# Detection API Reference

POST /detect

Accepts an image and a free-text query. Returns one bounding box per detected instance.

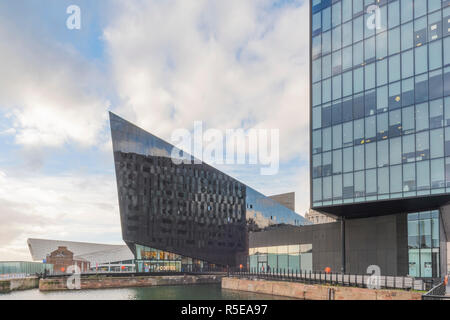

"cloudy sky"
[0,0,310,261]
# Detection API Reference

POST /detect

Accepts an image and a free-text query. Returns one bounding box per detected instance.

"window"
[332,26,342,51]
[431,159,445,189]
[354,119,364,145]
[417,161,430,191]
[323,78,331,103]
[378,167,389,195]
[365,37,375,63]
[416,103,429,132]
[313,130,322,154]
[414,16,428,46]
[402,50,414,79]
[366,143,376,169]
[388,1,400,28]
[333,149,343,175]
[391,165,403,194]
[354,145,365,171]
[429,40,442,71]
[415,44,428,75]
[333,175,343,199]
[390,137,402,165]
[389,27,400,55]
[343,71,352,96]
[333,124,343,149]
[377,59,388,86]
[332,51,342,76]
[378,140,389,168]
[366,169,377,196]
[354,171,365,198]
[389,82,402,110]
[366,116,376,142]
[343,147,353,173]
[416,132,430,161]
[323,127,332,152]
[353,16,364,43]
[415,74,428,103]
[342,46,352,72]
[332,2,341,28]
[403,163,416,192]
[343,173,354,199]
[377,112,388,141]
[377,86,388,113]
[430,99,444,129]
[401,0,413,23]
[376,32,387,59]
[401,22,414,51]
[389,54,401,83]
[333,75,342,100]
[353,42,364,67]
[429,69,443,100]
[389,110,402,138]
[403,134,416,163]
[414,0,427,18]
[430,129,444,159]
[402,78,415,107]
[402,106,415,134]
[343,121,353,147]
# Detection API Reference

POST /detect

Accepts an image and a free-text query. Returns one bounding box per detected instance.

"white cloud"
[0,17,110,148]
[105,0,310,163]
[0,171,122,261]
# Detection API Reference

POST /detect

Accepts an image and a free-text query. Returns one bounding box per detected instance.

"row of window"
[313,130,450,178]
[312,158,450,203]
[312,3,450,61]
[312,0,448,25]
[313,55,450,109]
[313,34,450,86]
[313,98,450,153]
[313,72,450,130]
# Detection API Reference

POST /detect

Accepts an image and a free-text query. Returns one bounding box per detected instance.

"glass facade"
[135,244,220,272]
[110,112,310,269]
[311,0,450,208]
[407,210,440,277]
[248,244,313,273]
[0,262,53,277]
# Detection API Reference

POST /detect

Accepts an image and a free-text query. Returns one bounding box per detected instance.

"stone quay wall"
[221,277,423,300]
[39,274,223,291]
[0,277,39,294]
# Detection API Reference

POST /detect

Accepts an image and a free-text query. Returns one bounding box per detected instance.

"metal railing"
[229,268,437,292]
[422,281,450,300]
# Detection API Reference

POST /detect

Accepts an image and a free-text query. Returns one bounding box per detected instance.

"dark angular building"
[109,112,310,272]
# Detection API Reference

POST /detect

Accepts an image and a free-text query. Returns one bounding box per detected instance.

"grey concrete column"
[341,217,346,274]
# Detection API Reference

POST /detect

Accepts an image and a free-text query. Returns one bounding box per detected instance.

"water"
[0,284,297,300]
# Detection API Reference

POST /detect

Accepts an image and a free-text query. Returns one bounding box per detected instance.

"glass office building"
[407,210,440,278]
[248,244,313,273]
[310,0,450,277]
[312,0,450,212]
[110,112,310,270]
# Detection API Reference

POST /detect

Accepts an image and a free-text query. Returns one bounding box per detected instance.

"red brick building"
[46,246,90,273]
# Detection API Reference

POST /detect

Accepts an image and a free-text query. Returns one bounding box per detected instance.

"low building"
[305,209,337,225]
[46,246,90,273]
[0,261,53,278]
[27,238,135,272]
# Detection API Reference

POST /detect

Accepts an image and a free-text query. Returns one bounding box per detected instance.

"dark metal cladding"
[109,112,310,268]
